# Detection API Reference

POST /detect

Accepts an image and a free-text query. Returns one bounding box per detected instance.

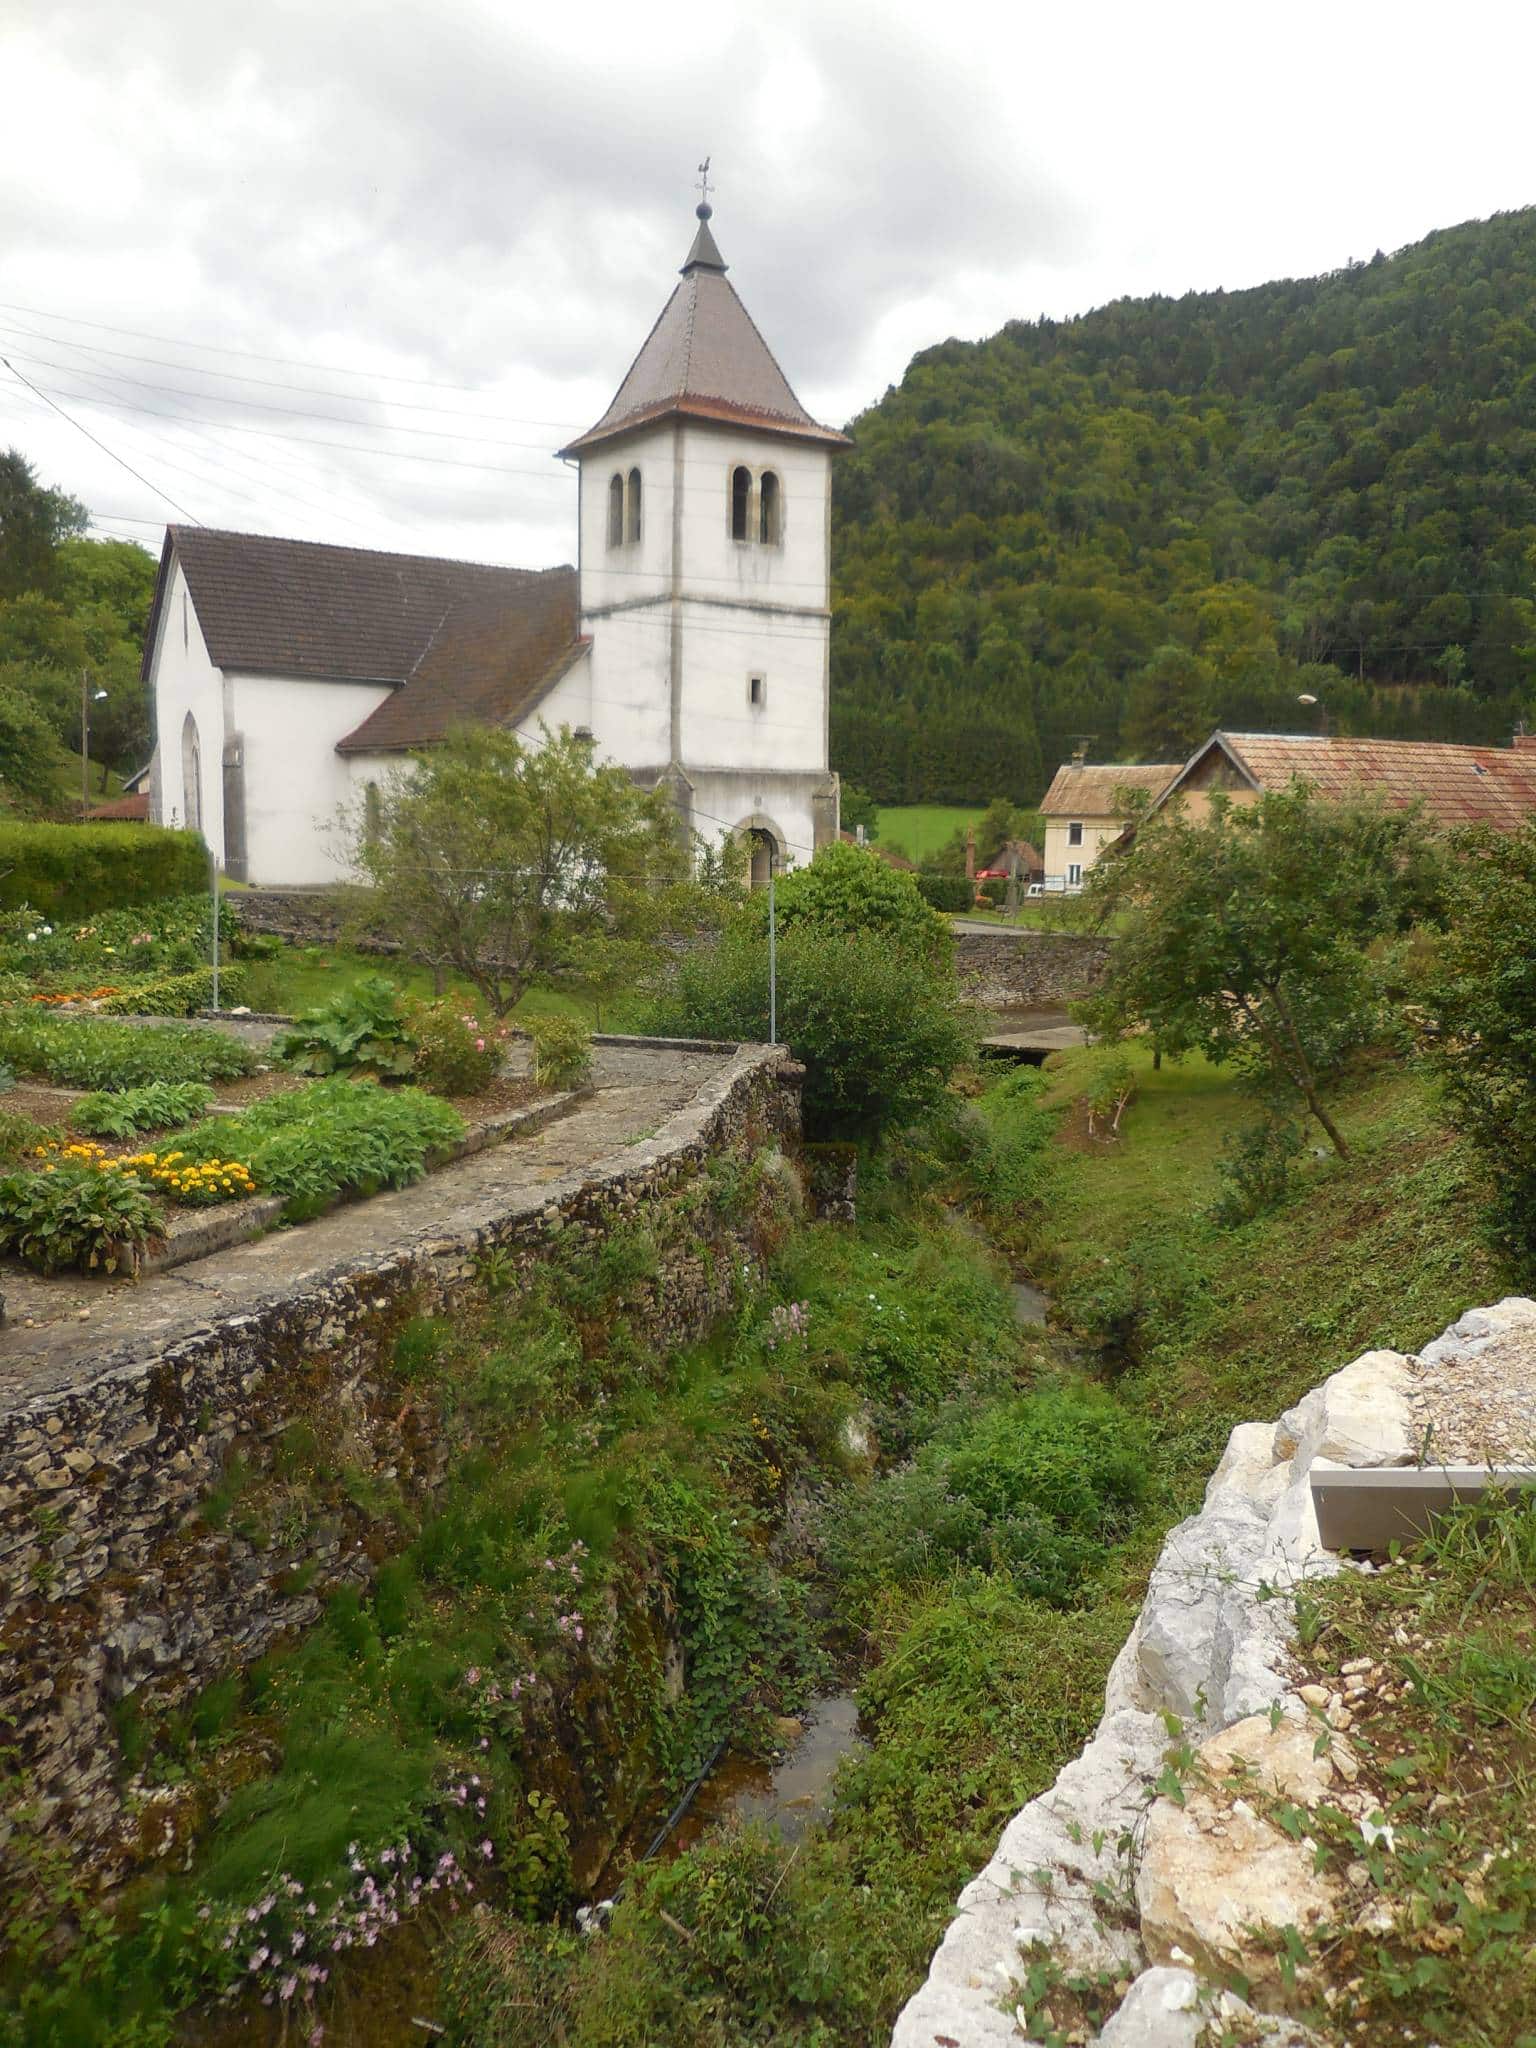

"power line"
[0,356,203,524]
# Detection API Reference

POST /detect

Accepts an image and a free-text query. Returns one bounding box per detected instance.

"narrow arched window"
[759,470,781,545]
[364,781,383,847]
[731,465,751,542]
[626,466,642,544]
[180,711,202,835]
[607,473,624,548]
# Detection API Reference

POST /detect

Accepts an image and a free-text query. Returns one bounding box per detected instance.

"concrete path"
[0,1041,729,1407]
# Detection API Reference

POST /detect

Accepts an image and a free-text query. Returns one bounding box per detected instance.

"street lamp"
[1297,691,1328,737]
[80,676,108,812]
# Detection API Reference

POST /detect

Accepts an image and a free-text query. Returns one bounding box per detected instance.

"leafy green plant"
[0,1013,258,1090]
[748,839,952,968]
[172,1078,465,1219]
[98,965,248,1016]
[527,1013,592,1090]
[275,975,417,1078]
[409,997,510,1095]
[1210,1111,1307,1225]
[0,1156,165,1274]
[70,1081,215,1138]
[0,1108,57,1162]
[502,1789,573,1921]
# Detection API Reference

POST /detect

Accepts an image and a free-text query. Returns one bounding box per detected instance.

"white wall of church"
[229,673,391,886]
[149,558,226,859]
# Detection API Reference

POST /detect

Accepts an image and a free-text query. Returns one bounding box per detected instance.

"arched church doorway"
[181,712,203,835]
[748,827,778,888]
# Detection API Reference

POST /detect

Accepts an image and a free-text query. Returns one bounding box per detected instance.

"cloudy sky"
[2,0,1532,569]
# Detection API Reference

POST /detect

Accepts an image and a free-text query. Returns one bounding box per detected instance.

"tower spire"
[681,159,727,275]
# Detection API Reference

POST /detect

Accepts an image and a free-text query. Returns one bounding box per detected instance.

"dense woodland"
[830,206,1536,803]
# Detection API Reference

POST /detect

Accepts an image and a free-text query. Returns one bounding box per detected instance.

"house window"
[607,473,625,548]
[1068,861,1083,888]
[626,466,642,544]
[758,470,781,545]
[731,465,751,541]
[1067,821,1084,847]
[364,781,383,847]
[181,711,202,835]
[748,673,766,708]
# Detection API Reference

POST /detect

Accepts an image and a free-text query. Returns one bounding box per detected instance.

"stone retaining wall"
[892,1297,1536,2047]
[954,930,1114,1007]
[0,1044,801,1877]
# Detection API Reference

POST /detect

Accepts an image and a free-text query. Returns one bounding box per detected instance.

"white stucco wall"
[148,558,226,861]
[229,673,392,886]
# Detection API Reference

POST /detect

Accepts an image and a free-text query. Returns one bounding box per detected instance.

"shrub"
[0,1014,258,1090]
[969,1066,1057,1213]
[750,839,951,968]
[0,822,208,918]
[527,1014,593,1090]
[410,998,511,1096]
[646,924,972,1143]
[276,975,417,1078]
[98,965,248,1016]
[229,926,285,960]
[0,1155,165,1274]
[976,879,1007,909]
[916,874,973,914]
[1210,1112,1306,1225]
[824,1384,1149,1612]
[0,1110,57,1163]
[173,1079,465,1219]
[0,893,235,982]
[71,1081,216,1138]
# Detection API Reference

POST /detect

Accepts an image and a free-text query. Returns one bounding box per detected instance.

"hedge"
[0,824,208,918]
[916,874,975,914]
[98,965,249,1017]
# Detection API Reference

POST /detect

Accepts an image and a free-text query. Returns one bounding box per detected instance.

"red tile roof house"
[1150,730,1536,831]
[142,204,847,886]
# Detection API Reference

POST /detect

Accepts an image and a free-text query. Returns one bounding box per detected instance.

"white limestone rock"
[1096,1968,1322,2047]
[1272,1349,1415,1469]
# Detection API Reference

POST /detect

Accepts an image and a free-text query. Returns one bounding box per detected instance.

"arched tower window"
[626,466,642,543]
[180,711,203,835]
[759,470,781,545]
[364,780,383,847]
[731,465,751,542]
[607,473,625,548]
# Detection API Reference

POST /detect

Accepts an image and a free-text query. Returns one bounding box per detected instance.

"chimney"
[965,826,975,880]
[1513,724,1536,751]
[1071,742,1088,766]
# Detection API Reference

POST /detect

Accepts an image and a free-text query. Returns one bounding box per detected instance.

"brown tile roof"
[1040,761,1180,816]
[144,527,562,685]
[337,575,585,754]
[978,838,1044,876]
[558,219,849,456]
[84,793,150,821]
[839,831,915,871]
[1173,731,1536,831]
[142,528,585,754]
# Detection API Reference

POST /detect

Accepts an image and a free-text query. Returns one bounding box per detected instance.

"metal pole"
[80,671,88,814]
[768,851,777,1046]
[209,847,220,1012]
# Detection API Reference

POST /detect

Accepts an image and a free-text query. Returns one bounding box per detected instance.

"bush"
[975,879,1007,909]
[410,999,511,1096]
[969,1066,1056,1212]
[0,823,208,918]
[916,874,973,914]
[751,840,950,968]
[0,1014,258,1090]
[276,975,417,1079]
[0,1154,165,1274]
[71,1081,216,1138]
[825,1384,1149,1612]
[172,1078,465,1219]
[527,1014,593,1090]
[0,1109,57,1163]
[0,893,235,983]
[647,925,972,1144]
[98,965,248,1016]
[1210,1112,1306,1225]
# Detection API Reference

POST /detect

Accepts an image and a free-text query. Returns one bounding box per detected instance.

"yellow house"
[1039,759,1179,890]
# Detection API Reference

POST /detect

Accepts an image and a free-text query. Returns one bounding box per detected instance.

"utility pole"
[80,671,88,814]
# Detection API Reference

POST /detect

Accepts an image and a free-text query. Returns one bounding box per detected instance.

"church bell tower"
[557,191,848,872]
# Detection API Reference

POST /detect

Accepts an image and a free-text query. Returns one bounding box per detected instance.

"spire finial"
[695,155,713,219]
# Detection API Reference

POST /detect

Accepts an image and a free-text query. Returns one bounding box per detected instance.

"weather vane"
[696,156,713,209]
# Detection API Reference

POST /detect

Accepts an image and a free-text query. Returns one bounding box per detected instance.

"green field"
[871,804,985,865]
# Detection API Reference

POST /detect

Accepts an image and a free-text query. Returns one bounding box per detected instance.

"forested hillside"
[830,207,1536,803]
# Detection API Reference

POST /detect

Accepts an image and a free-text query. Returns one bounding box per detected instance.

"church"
[143,202,847,886]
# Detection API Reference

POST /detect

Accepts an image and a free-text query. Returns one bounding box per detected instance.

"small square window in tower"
[748,673,766,708]
[731,465,751,541]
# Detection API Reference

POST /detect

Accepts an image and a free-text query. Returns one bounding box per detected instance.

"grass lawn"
[237,940,618,1029]
[1026,1043,1510,1494]
[872,804,986,865]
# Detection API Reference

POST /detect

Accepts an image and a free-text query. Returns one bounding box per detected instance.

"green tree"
[1432,823,1536,1264]
[0,450,85,602]
[752,839,950,968]
[838,781,879,838]
[1080,786,1443,1156]
[351,726,703,1017]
